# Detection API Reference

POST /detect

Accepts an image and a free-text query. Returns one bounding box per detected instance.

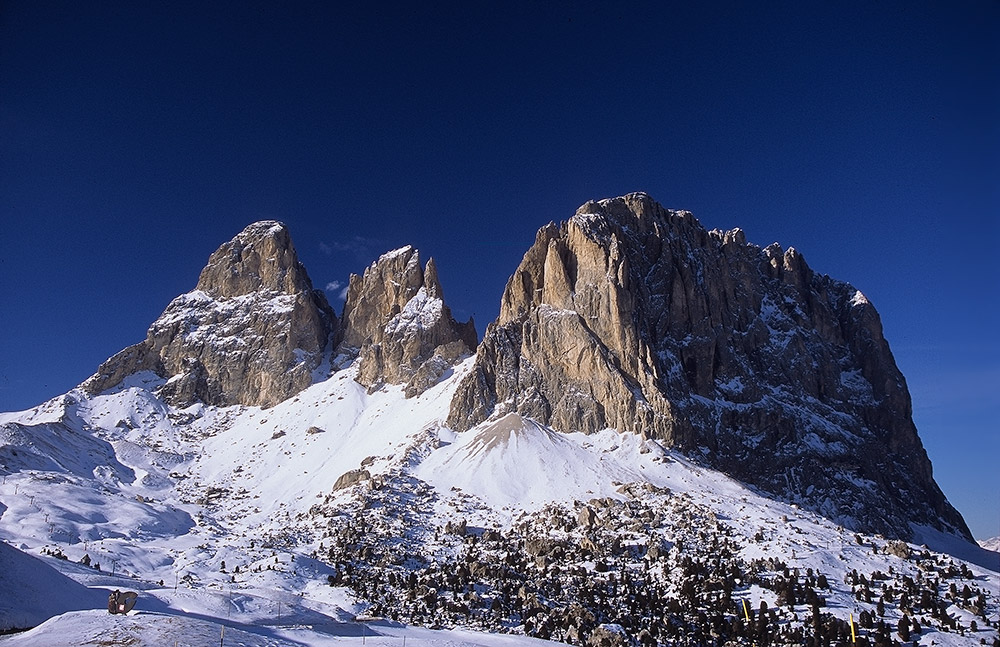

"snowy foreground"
[1,358,997,646]
[0,546,555,647]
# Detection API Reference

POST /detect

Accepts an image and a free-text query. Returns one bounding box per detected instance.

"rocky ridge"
[75,200,971,543]
[83,221,337,408]
[84,228,476,408]
[447,193,971,542]
[339,245,477,397]
[2,201,994,645]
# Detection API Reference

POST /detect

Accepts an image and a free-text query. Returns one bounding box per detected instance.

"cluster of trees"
[314,488,899,646]
[306,472,997,647]
[39,546,68,561]
[846,554,997,643]
[39,546,103,572]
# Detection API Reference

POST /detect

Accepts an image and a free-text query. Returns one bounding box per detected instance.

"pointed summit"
[195,220,315,298]
[338,246,477,398]
[83,221,336,407]
[423,257,444,299]
[338,246,425,351]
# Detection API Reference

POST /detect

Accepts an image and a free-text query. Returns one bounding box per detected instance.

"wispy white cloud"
[323,280,349,301]
[318,236,386,262]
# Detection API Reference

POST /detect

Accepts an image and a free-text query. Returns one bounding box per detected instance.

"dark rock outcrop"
[338,246,477,397]
[83,221,336,407]
[448,193,971,541]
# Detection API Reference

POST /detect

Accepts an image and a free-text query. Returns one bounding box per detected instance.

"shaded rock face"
[339,246,477,397]
[449,193,971,541]
[84,221,336,408]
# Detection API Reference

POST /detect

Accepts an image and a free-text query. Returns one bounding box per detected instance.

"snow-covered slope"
[0,542,106,631]
[2,607,561,647]
[1,357,997,646]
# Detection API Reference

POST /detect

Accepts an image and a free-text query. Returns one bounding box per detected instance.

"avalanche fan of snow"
[416,413,729,514]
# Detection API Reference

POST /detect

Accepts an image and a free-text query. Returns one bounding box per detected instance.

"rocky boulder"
[339,246,477,397]
[83,221,337,408]
[333,469,371,490]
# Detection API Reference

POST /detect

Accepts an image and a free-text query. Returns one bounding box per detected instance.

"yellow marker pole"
[849,613,856,643]
[743,599,751,622]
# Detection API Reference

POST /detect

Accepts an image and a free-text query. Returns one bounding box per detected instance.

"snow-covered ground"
[1,359,997,645]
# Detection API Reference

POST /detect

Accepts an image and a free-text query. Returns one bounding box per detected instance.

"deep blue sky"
[1,2,997,539]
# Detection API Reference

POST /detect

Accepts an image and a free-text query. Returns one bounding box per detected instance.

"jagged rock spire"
[339,246,477,398]
[195,220,316,297]
[338,245,425,351]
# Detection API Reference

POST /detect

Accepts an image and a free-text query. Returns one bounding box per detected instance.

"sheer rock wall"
[448,193,970,541]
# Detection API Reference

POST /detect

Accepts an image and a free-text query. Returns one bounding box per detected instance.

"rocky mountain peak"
[83,221,336,408]
[339,246,426,350]
[339,246,477,398]
[449,193,971,541]
[423,256,444,299]
[195,220,314,298]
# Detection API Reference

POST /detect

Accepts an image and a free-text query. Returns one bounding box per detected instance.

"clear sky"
[1,2,997,540]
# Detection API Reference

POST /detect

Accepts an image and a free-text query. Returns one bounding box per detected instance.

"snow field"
[0,356,997,646]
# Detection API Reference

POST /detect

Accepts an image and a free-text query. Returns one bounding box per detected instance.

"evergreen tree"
[811,599,822,647]
[757,600,771,646]
[897,615,910,642]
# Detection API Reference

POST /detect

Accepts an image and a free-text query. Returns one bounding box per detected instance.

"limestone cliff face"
[448,193,970,541]
[83,221,336,408]
[339,246,477,397]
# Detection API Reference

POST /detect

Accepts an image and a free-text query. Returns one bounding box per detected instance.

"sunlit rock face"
[83,221,336,408]
[448,192,971,541]
[338,246,477,398]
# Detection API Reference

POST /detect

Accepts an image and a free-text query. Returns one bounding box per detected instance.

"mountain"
[449,193,970,542]
[339,245,477,397]
[1,359,995,645]
[80,223,477,410]
[82,221,337,408]
[1,197,995,646]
